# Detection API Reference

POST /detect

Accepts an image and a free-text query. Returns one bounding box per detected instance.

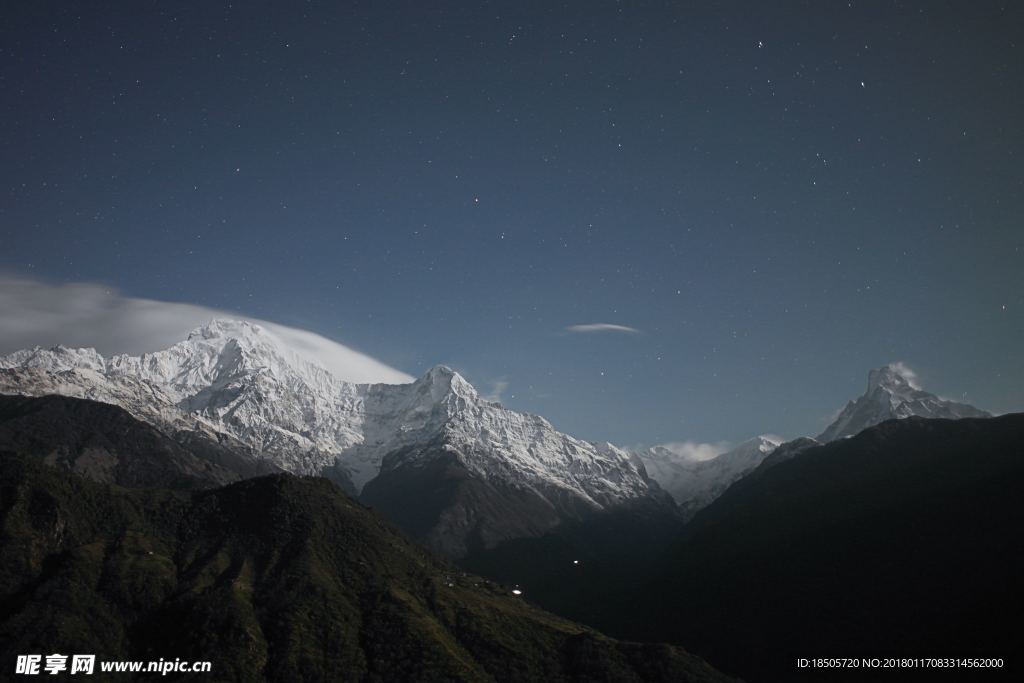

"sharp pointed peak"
[423,364,457,378]
[416,365,477,398]
[818,363,990,442]
[867,362,920,392]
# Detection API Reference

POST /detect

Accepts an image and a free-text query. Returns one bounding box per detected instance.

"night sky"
[2,1,1022,447]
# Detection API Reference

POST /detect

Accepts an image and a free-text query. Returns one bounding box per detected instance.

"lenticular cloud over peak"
[0,274,413,385]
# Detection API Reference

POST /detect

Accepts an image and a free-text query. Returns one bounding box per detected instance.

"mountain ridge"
[0,320,665,557]
[633,436,781,516]
[633,412,1024,681]
[817,362,990,442]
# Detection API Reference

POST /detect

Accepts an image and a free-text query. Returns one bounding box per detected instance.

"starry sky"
[2,1,1022,447]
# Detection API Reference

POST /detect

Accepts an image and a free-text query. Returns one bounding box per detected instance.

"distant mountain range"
[633,362,991,516]
[0,323,995,560]
[0,320,670,558]
[1,322,1017,682]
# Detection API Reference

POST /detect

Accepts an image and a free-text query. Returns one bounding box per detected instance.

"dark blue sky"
[3,1,1022,446]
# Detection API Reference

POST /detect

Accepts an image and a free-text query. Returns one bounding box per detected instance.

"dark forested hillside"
[0,394,731,682]
[636,414,1024,681]
[0,393,275,489]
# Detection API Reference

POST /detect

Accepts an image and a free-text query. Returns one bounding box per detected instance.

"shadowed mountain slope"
[636,413,1024,681]
[0,393,275,489]
[0,396,731,682]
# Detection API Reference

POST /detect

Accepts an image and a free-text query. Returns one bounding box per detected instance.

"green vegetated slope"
[0,409,732,683]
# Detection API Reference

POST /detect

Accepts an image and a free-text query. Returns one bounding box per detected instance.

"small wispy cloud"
[565,323,641,335]
[658,441,731,463]
[482,379,509,404]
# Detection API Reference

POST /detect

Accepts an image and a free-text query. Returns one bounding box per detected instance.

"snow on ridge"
[634,435,782,513]
[818,363,990,442]
[0,320,652,506]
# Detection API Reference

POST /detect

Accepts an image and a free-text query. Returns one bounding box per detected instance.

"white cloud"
[658,440,731,463]
[565,323,641,334]
[482,379,509,403]
[888,361,921,389]
[0,274,413,384]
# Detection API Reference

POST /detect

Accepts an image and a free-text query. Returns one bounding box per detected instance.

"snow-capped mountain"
[634,435,782,517]
[0,319,661,555]
[817,363,990,442]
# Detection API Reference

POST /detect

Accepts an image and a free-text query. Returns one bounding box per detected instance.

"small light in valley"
[512,589,523,595]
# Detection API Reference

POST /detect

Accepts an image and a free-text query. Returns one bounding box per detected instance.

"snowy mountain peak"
[188,318,265,342]
[181,319,315,371]
[634,434,782,515]
[0,325,655,525]
[818,364,990,442]
[0,345,106,373]
[417,365,477,400]
[424,364,456,378]
[105,318,347,400]
[733,434,784,455]
[867,362,918,394]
